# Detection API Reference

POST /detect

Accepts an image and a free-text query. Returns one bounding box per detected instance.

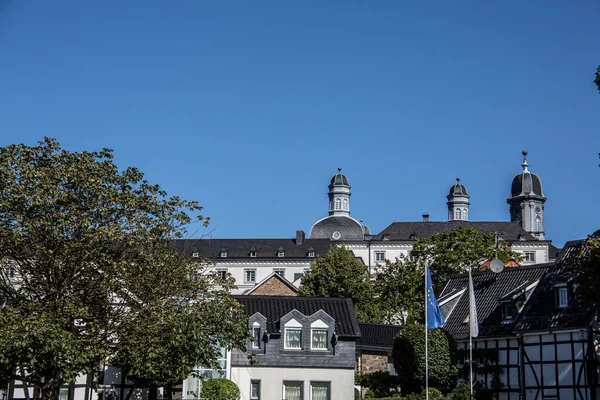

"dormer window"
[555,284,569,308]
[277,247,285,257]
[192,249,199,258]
[250,247,257,258]
[284,319,302,350]
[311,320,329,350]
[308,248,315,257]
[252,322,261,349]
[220,248,227,258]
[524,251,535,263]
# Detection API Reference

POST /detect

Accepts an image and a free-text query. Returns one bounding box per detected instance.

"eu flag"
[426,265,445,329]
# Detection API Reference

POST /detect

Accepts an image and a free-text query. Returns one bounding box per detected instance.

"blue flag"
[426,265,445,329]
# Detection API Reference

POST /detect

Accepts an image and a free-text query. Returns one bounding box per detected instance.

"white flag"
[469,269,479,338]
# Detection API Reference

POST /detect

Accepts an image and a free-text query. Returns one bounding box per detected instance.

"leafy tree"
[373,255,423,325]
[410,227,520,291]
[452,382,473,400]
[392,324,459,395]
[200,378,240,400]
[0,138,249,400]
[571,230,600,310]
[355,371,401,398]
[300,245,381,322]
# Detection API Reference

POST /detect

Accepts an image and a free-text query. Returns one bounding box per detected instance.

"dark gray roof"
[310,216,365,240]
[357,323,402,351]
[440,264,551,340]
[548,244,561,261]
[232,295,361,338]
[515,240,596,333]
[172,238,331,259]
[448,179,469,197]
[374,221,539,241]
[329,172,349,187]
[509,172,544,199]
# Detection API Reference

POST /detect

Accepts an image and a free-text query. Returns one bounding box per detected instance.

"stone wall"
[360,351,389,374]
[249,276,298,296]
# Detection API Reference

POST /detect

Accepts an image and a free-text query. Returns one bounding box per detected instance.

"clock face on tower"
[535,206,542,213]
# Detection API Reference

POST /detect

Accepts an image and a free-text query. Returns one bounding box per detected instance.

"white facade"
[231,366,354,400]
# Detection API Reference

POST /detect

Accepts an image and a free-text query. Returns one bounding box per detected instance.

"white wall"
[231,366,355,400]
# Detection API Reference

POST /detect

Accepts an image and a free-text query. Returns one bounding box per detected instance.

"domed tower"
[328,168,351,216]
[310,169,365,240]
[447,178,470,221]
[507,151,547,240]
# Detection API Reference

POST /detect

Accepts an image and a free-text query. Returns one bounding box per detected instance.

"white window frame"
[310,319,329,350]
[284,319,303,350]
[278,248,285,257]
[216,269,228,280]
[524,251,535,263]
[375,251,386,262]
[273,269,285,277]
[334,198,341,210]
[252,322,261,349]
[283,381,304,400]
[250,248,257,257]
[245,269,256,283]
[310,381,330,400]
[220,249,227,258]
[192,251,199,258]
[308,248,315,257]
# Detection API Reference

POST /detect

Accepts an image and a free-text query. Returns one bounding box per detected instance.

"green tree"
[392,324,459,395]
[373,255,423,325]
[300,245,381,322]
[410,227,520,291]
[571,230,600,310]
[200,378,240,400]
[0,138,249,400]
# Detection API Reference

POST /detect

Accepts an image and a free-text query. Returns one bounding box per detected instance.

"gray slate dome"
[510,151,544,198]
[447,178,469,197]
[310,216,365,240]
[329,168,350,187]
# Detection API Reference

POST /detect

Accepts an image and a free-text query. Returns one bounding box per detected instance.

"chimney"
[296,230,305,245]
[422,214,430,222]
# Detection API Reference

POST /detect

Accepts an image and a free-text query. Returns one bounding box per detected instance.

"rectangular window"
[375,251,385,262]
[245,269,256,283]
[524,251,536,263]
[250,380,260,400]
[294,272,303,281]
[273,269,285,277]
[285,328,302,349]
[557,287,569,308]
[283,381,303,400]
[311,329,328,350]
[310,382,330,400]
[502,303,515,320]
[252,327,261,349]
[216,269,228,280]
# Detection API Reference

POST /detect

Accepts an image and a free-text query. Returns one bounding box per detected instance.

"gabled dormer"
[248,312,268,353]
[499,280,539,323]
[553,281,572,309]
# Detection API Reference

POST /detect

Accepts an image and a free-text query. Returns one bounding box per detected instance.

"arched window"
[456,209,462,220]
[342,198,348,211]
[535,216,542,231]
[335,198,341,210]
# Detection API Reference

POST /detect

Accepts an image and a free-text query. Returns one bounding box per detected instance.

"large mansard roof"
[374,221,539,242]
[310,216,365,240]
[172,238,331,259]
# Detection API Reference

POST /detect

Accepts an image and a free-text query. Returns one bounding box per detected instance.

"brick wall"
[249,276,298,296]
[360,351,389,373]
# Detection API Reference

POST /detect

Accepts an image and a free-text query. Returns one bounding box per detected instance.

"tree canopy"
[0,138,249,399]
[572,230,600,310]
[299,245,381,322]
[392,324,459,395]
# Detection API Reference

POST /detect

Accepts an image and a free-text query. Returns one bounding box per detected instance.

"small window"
[245,269,256,283]
[556,286,569,308]
[502,303,515,321]
[375,251,385,262]
[335,198,341,210]
[342,198,348,210]
[250,380,260,400]
[310,382,330,400]
[250,247,257,257]
[252,326,261,349]
[285,322,302,350]
[308,248,315,257]
[283,381,303,400]
[278,247,285,257]
[192,250,199,258]
[311,329,328,350]
[216,269,228,280]
[220,248,228,258]
[273,269,285,278]
[524,251,535,263]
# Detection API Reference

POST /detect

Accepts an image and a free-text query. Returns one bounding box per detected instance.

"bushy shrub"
[356,371,401,398]
[200,378,240,400]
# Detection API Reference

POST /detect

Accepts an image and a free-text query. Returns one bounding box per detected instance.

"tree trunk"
[40,379,60,400]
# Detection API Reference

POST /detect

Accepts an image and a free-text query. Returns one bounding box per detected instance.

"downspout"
[367,242,371,275]
[518,333,525,400]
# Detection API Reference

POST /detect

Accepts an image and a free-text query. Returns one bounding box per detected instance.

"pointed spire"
[521,150,529,172]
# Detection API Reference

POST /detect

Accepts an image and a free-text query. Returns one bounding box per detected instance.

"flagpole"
[424,261,428,400]
[468,265,473,398]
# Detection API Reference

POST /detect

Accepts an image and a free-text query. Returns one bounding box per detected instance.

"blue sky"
[1,1,599,247]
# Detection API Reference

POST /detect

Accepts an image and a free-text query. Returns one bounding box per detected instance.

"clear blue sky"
[1,1,599,247]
